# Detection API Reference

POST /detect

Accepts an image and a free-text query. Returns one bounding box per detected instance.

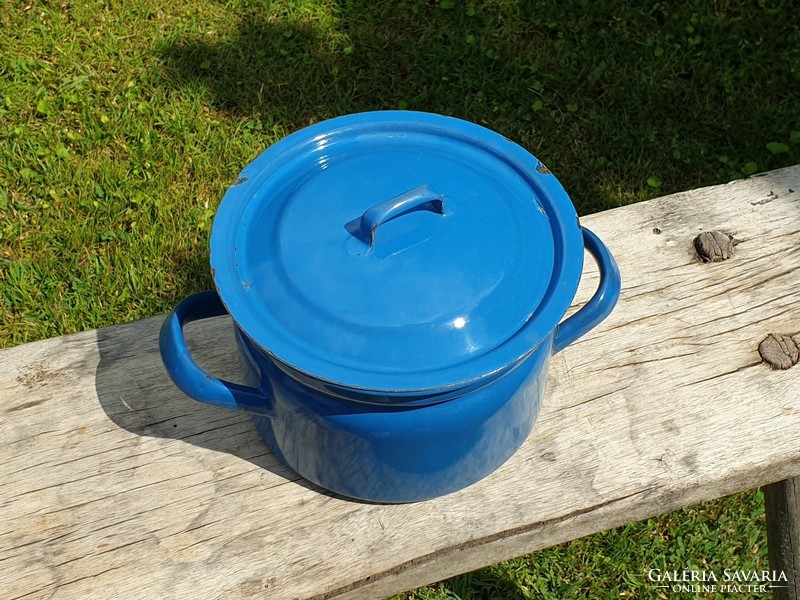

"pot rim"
[210,111,584,393]
[233,321,551,403]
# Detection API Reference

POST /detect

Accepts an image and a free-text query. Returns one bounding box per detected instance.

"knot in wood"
[758,334,800,370]
[694,231,735,262]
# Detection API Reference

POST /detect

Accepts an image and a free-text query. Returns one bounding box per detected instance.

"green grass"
[1,0,798,597]
[391,490,768,599]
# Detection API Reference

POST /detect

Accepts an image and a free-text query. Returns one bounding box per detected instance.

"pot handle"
[159,290,274,416]
[553,227,621,354]
[346,184,445,249]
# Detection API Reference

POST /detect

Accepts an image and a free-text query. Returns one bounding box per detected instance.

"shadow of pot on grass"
[154,1,540,130]
[154,0,634,214]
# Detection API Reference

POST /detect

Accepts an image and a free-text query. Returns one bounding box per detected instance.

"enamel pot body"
[159,112,621,503]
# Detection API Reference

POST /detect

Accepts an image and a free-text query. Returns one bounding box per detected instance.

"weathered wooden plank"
[1,166,799,600]
[765,478,800,600]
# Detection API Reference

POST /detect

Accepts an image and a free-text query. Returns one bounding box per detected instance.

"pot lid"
[210,111,583,392]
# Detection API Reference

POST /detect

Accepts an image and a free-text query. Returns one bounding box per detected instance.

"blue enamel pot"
[160,112,620,503]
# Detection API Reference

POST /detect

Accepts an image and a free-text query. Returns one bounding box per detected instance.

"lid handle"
[347,184,445,249]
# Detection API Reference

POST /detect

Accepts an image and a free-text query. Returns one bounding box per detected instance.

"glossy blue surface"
[160,287,549,502]
[159,291,271,415]
[159,225,619,501]
[554,227,622,353]
[244,329,549,503]
[160,111,622,502]
[346,184,445,250]
[210,111,585,393]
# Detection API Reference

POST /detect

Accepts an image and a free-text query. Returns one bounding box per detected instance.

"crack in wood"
[309,487,659,600]
[560,388,622,410]
[737,268,799,293]
[604,350,703,370]
[602,305,691,331]
[2,167,800,600]
[178,534,222,551]
[684,361,763,386]
[5,398,49,413]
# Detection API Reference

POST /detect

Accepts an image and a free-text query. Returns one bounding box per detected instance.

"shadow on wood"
[92,313,348,501]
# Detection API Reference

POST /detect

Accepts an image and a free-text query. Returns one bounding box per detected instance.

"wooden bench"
[3,166,799,600]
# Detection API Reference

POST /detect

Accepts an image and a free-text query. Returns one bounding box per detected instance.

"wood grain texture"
[765,478,800,600]
[2,166,799,600]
